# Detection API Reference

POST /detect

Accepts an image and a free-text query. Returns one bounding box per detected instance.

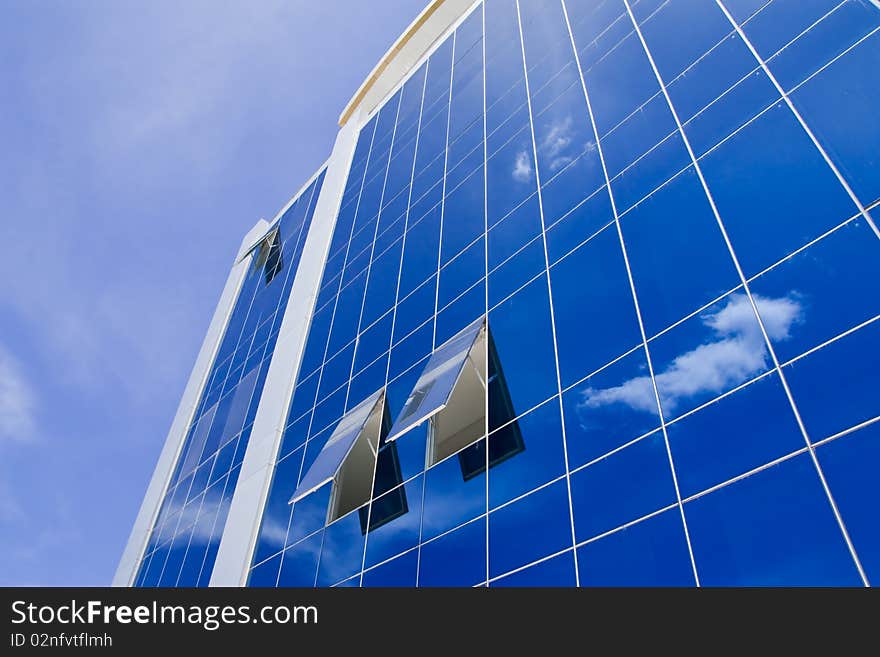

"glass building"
[117,0,880,588]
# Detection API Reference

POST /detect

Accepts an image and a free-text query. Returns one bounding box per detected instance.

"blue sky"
[0,0,426,586]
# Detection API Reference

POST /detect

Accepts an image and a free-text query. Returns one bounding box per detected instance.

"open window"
[358,435,408,535]
[289,390,385,524]
[457,329,524,480]
[254,228,283,285]
[386,317,488,468]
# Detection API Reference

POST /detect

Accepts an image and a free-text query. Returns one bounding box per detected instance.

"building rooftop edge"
[338,0,472,127]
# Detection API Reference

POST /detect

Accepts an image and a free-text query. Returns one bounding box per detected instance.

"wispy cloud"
[540,116,575,172]
[0,345,37,442]
[577,294,802,417]
[512,150,533,183]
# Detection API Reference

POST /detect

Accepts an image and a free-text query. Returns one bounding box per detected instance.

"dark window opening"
[458,330,523,481]
[358,405,408,534]
[254,229,283,285]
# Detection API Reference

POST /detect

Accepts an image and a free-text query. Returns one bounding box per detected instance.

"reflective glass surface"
[136,168,326,587]
[241,0,879,587]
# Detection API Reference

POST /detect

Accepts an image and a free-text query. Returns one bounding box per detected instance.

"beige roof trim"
[339,0,453,127]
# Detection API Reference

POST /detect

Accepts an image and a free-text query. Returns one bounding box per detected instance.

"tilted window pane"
[289,389,385,504]
[386,317,485,443]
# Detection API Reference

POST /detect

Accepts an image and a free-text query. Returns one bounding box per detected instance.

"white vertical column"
[210,112,365,587]
[112,219,268,587]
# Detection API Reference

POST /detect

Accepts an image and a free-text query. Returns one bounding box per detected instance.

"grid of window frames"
[135,169,327,587]
[250,0,880,587]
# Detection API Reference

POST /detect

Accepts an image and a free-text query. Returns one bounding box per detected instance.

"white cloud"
[577,293,802,417]
[512,150,533,183]
[540,116,576,172]
[0,346,37,442]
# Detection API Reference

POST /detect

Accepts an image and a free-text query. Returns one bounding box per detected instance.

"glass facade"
[134,170,326,586]
[247,0,880,588]
[131,0,880,588]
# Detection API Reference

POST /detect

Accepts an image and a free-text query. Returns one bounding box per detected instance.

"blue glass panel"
[158,541,188,586]
[488,193,541,267]
[738,0,847,60]
[316,342,354,403]
[570,432,676,542]
[751,220,880,363]
[531,61,580,121]
[386,357,426,421]
[423,37,453,110]
[784,320,880,441]
[487,126,537,227]
[438,237,484,309]
[578,507,696,586]
[539,151,606,227]
[582,31,660,136]
[447,125,483,191]
[610,131,691,214]
[491,550,576,587]
[347,357,387,414]
[668,373,803,498]
[422,447,486,541]
[354,313,393,375]
[375,202,407,257]
[562,347,661,469]
[393,276,436,344]
[601,94,676,179]
[648,290,775,420]
[685,454,861,585]
[638,0,731,80]
[532,84,601,190]
[489,480,571,578]
[211,436,238,484]
[566,1,628,72]
[278,412,314,458]
[418,518,487,587]
[362,550,419,587]
[249,553,281,587]
[389,321,433,383]
[309,385,346,437]
[488,398,566,509]
[414,113,449,177]
[435,281,486,346]
[622,166,740,336]
[684,69,778,160]
[396,420,428,481]
[399,205,441,298]
[364,476,424,568]
[488,276,557,418]
[701,102,857,276]
[766,1,880,92]
[253,450,300,564]
[287,483,331,547]
[138,549,165,587]
[326,272,368,356]
[442,167,485,264]
[792,29,880,207]
[817,422,880,583]
[288,372,319,425]
[412,174,443,219]
[551,225,641,388]
[316,508,366,586]
[722,0,769,22]
[545,188,613,265]
[488,237,545,309]
[361,239,403,329]
[449,56,483,146]
[277,531,323,587]
[488,87,529,153]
